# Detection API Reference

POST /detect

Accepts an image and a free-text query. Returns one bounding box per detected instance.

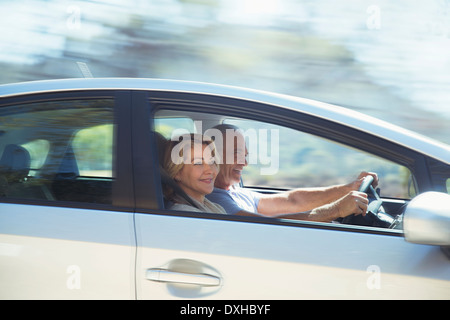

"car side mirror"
[403,192,450,247]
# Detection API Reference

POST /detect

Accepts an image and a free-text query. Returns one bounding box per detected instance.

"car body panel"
[0,203,136,299]
[135,213,449,299]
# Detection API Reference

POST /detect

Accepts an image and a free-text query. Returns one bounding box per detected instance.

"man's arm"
[256,171,378,217]
[257,184,352,216]
[236,190,369,223]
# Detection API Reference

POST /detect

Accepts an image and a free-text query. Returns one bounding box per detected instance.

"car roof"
[1,78,449,164]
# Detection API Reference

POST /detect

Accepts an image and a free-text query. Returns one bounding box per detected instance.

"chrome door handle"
[146,268,221,287]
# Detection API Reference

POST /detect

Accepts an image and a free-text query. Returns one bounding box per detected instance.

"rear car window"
[0,99,115,204]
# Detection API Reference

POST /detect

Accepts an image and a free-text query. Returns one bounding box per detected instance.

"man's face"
[214,131,248,190]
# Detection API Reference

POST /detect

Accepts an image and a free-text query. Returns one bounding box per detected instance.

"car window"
[225,118,415,199]
[0,99,115,204]
[73,124,113,178]
[154,116,195,139]
[153,109,414,201]
[20,139,50,175]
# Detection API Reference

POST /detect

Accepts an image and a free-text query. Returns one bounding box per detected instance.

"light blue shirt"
[206,185,261,215]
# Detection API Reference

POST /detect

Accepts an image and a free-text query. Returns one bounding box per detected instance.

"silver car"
[0,78,449,300]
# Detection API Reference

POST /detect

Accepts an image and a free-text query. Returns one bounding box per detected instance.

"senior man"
[205,124,378,223]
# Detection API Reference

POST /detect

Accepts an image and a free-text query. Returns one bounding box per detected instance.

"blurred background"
[1,0,449,144]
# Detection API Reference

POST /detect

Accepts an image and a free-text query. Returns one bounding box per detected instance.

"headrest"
[0,144,31,182]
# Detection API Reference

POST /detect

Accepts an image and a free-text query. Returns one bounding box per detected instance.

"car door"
[0,90,136,299]
[134,90,450,300]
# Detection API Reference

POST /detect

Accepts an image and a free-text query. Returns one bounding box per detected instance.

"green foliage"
[72,124,114,176]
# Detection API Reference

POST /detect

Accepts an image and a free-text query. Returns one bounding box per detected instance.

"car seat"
[0,144,31,198]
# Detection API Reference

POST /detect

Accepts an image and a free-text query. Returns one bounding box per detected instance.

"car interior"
[153,108,409,230]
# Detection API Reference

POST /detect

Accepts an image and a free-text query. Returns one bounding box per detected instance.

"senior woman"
[162,133,226,214]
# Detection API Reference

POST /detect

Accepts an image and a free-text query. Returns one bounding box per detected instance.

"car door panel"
[0,91,137,299]
[0,203,136,299]
[135,212,450,299]
[138,91,449,299]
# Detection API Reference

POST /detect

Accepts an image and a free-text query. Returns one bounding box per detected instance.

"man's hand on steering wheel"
[341,172,397,228]
[352,171,379,192]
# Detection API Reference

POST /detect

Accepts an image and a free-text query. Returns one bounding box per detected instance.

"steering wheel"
[341,176,395,228]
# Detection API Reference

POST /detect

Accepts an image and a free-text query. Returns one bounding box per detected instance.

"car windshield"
[1,0,449,146]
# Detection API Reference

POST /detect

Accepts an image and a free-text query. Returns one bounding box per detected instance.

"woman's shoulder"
[169,203,203,212]
[169,199,227,214]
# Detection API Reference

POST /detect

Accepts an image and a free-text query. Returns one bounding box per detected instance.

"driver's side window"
[224,118,415,199]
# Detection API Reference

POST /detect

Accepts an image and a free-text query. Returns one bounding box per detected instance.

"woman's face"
[174,143,219,202]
